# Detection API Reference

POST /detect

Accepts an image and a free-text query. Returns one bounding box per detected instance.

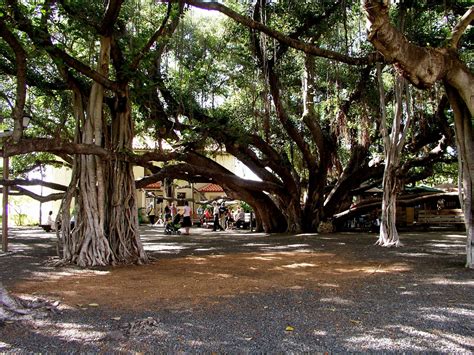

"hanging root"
[375,236,403,247]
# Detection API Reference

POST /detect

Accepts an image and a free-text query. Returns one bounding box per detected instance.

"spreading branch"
[170,0,379,66]
[449,6,474,49]
[6,0,120,92]
[0,16,27,143]
[0,178,68,191]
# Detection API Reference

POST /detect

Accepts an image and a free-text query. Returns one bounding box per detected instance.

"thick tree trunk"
[106,89,148,264]
[67,37,112,266]
[233,188,287,233]
[376,66,410,247]
[61,37,147,266]
[378,166,401,246]
[446,84,474,268]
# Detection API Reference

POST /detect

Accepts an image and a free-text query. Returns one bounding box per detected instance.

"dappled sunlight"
[399,291,419,296]
[345,331,427,352]
[317,283,340,288]
[445,234,465,239]
[361,263,411,274]
[345,306,473,353]
[282,263,317,269]
[260,245,312,252]
[247,255,282,261]
[294,233,318,237]
[213,273,233,279]
[427,242,464,248]
[194,247,218,252]
[421,313,452,322]
[143,243,188,253]
[320,297,354,306]
[425,277,474,286]
[185,256,207,262]
[386,325,472,352]
[394,252,431,257]
[0,341,12,351]
[313,330,328,336]
[3,225,471,355]
[437,306,474,317]
[27,319,107,342]
[28,268,110,281]
[242,243,271,247]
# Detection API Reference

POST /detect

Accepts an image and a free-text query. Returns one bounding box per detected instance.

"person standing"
[147,201,156,225]
[171,203,177,218]
[47,211,56,231]
[181,201,192,235]
[164,204,172,222]
[212,201,223,231]
[219,202,227,230]
[235,208,245,229]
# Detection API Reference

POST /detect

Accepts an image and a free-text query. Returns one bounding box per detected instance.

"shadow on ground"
[0,226,472,353]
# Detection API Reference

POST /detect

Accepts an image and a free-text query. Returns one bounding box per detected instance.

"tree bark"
[364,0,474,266]
[61,36,147,266]
[106,87,148,264]
[446,84,474,268]
[376,65,411,247]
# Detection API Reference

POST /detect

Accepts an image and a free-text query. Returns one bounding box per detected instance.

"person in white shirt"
[47,211,56,231]
[235,208,245,229]
[212,201,223,231]
[181,201,192,235]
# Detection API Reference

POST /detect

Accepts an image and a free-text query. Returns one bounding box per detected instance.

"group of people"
[146,200,247,235]
[210,202,245,231]
[147,201,192,235]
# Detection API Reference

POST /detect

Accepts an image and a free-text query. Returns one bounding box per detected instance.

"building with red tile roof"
[198,183,224,193]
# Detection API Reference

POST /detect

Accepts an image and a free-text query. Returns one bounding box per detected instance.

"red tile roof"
[198,183,224,192]
[144,181,162,189]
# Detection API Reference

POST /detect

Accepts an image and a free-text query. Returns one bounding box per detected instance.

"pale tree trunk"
[376,64,411,247]
[445,85,474,267]
[72,36,112,266]
[363,0,474,265]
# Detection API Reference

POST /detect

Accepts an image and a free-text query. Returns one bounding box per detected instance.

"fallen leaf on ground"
[285,326,294,331]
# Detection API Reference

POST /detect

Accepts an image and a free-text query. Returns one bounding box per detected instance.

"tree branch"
[0,178,68,191]
[175,0,378,66]
[1,186,65,203]
[130,1,179,71]
[449,6,474,49]
[0,17,27,143]
[99,0,124,36]
[2,138,111,158]
[6,0,120,92]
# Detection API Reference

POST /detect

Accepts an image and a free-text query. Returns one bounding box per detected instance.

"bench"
[417,209,465,229]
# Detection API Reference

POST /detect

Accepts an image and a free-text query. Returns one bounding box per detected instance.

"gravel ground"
[0,226,473,353]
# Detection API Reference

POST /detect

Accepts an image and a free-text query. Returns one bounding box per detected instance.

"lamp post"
[2,114,31,252]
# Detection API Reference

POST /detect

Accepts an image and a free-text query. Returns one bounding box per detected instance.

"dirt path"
[0,226,473,353]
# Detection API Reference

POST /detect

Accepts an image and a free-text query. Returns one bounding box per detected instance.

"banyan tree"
[0,0,471,267]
